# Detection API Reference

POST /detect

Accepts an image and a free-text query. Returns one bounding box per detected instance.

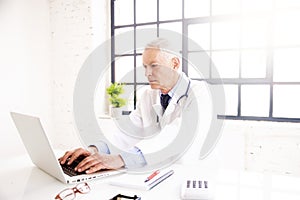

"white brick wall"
[215,120,300,176]
[244,121,300,176]
[49,0,109,149]
[0,0,52,158]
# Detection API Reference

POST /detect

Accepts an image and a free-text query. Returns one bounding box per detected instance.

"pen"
[144,170,160,182]
[147,170,174,190]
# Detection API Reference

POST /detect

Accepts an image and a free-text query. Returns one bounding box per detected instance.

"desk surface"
[2,154,300,200]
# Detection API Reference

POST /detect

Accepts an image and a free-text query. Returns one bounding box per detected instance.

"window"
[111,0,300,122]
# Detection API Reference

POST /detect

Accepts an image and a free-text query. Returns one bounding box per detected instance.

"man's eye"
[151,64,158,67]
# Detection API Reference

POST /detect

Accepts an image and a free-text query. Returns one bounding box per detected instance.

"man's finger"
[75,156,94,170]
[77,157,100,172]
[67,148,89,165]
[59,151,74,164]
[86,163,106,174]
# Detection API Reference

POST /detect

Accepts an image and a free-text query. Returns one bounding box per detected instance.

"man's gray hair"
[145,38,179,56]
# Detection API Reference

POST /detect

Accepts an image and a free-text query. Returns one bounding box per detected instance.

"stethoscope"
[176,79,191,104]
[157,79,191,122]
[156,80,191,122]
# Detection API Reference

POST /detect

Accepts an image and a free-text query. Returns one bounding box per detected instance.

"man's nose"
[145,66,152,77]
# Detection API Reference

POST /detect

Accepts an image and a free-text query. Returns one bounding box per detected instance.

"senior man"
[60,38,209,173]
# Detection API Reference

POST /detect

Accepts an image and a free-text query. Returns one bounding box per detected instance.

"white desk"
[2,154,300,200]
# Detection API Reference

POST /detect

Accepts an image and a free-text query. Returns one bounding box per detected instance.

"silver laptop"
[10,112,125,184]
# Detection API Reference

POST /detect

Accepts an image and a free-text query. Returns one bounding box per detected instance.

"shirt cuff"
[119,147,147,169]
[89,141,147,169]
[89,141,111,154]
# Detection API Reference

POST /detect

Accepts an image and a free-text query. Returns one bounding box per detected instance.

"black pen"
[147,170,174,190]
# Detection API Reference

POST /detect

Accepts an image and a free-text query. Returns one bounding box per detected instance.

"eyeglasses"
[55,182,91,200]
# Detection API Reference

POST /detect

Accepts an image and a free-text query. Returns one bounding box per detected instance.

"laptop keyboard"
[60,155,87,176]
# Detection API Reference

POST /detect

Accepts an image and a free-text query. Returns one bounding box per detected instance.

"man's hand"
[59,148,125,174]
[75,153,125,174]
[59,148,91,166]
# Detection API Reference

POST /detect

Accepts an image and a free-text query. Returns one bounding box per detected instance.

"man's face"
[142,48,179,93]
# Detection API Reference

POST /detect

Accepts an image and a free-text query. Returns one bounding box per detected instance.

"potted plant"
[106,82,127,118]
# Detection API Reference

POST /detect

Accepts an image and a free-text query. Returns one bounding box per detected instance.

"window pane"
[212,21,240,49]
[136,25,157,54]
[211,51,239,78]
[115,28,134,55]
[241,85,270,117]
[159,22,182,35]
[159,22,182,53]
[273,85,300,118]
[274,10,300,46]
[212,0,240,15]
[211,85,237,116]
[241,0,272,13]
[241,18,268,48]
[185,0,210,18]
[136,55,148,83]
[136,0,157,23]
[273,48,300,82]
[241,50,267,78]
[160,0,182,21]
[114,0,134,25]
[188,52,210,79]
[188,23,210,51]
[115,56,134,83]
[159,22,182,37]
[223,85,238,116]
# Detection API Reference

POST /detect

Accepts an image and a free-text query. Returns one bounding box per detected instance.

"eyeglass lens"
[55,182,90,200]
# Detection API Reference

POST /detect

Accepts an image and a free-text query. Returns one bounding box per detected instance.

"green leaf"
[106,83,127,108]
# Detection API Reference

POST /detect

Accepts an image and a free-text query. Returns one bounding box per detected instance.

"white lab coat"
[106,72,213,166]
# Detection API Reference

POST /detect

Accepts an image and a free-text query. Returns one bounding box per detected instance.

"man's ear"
[171,57,180,70]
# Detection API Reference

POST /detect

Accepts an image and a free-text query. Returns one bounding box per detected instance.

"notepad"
[109,169,174,190]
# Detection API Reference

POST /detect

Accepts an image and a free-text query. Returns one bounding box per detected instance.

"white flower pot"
[110,106,123,119]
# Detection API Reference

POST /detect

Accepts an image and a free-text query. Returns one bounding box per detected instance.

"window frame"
[110,0,300,122]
